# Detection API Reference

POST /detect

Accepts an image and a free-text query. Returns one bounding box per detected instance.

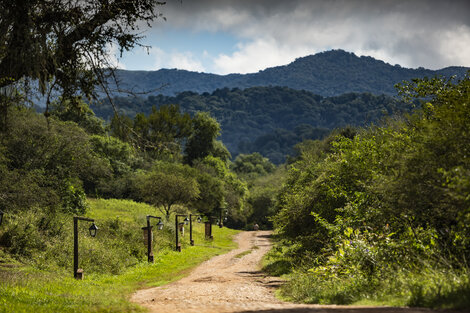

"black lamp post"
[145,215,163,263]
[204,215,218,240]
[189,214,203,246]
[217,206,227,228]
[175,214,188,252]
[73,216,98,279]
[0,210,4,226]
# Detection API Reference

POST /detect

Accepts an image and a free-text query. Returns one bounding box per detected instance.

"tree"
[232,152,276,176]
[192,156,248,224]
[0,107,110,213]
[110,104,192,160]
[139,162,199,217]
[0,0,165,129]
[50,98,106,135]
[184,112,221,165]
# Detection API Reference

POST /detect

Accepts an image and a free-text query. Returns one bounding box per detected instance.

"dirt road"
[131,231,454,313]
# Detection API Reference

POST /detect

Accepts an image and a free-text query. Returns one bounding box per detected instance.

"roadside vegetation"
[264,74,470,309]
[0,198,239,313]
[0,76,275,313]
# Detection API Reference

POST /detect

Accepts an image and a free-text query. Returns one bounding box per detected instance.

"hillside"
[93,86,413,163]
[109,50,469,97]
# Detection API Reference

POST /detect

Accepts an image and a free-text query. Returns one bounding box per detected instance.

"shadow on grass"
[263,259,292,276]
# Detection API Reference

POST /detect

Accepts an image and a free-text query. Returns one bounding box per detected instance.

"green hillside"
[93,86,414,163]
[107,50,469,97]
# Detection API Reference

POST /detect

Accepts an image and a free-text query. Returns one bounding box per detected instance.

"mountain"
[93,86,414,163]
[110,50,469,97]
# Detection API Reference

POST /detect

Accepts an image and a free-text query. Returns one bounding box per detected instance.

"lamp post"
[175,214,189,252]
[189,214,202,246]
[144,215,163,263]
[0,210,4,226]
[217,206,228,228]
[73,216,98,279]
[204,216,218,240]
[219,209,223,228]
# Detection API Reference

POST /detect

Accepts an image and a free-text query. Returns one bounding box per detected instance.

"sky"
[112,0,470,75]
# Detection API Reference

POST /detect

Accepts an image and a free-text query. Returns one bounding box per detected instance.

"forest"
[92,86,414,163]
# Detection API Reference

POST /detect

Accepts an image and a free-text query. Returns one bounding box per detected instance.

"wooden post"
[189,214,194,246]
[73,217,78,279]
[73,216,95,279]
[205,221,212,239]
[219,209,223,228]
[175,215,179,251]
[143,221,154,262]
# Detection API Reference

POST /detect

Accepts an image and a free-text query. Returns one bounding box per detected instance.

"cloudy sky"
[113,0,470,74]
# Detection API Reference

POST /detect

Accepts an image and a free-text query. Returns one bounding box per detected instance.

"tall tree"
[0,0,165,130]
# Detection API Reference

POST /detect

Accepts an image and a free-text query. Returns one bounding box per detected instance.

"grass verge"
[0,199,239,313]
[262,246,470,310]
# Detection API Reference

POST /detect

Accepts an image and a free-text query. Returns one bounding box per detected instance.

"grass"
[234,245,260,259]
[87,198,157,223]
[262,247,470,310]
[0,198,240,313]
[234,250,252,259]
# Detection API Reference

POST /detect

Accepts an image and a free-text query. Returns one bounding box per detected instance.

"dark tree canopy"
[0,0,164,129]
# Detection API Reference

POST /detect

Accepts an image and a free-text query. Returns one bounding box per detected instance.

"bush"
[271,74,470,308]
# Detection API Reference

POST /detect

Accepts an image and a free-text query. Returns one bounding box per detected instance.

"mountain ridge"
[110,49,469,97]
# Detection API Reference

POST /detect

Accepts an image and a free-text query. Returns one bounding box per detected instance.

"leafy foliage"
[0,108,109,214]
[110,103,192,160]
[94,86,413,163]
[270,73,470,308]
[0,0,165,131]
[137,161,200,217]
[184,112,221,165]
[232,153,276,177]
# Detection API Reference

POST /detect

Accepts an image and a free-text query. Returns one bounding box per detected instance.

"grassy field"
[0,199,239,313]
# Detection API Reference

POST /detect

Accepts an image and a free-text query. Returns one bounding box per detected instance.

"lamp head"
[157,220,164,230]
[89,223,98,237]
[183,217,189,225]
[197,216,202,223]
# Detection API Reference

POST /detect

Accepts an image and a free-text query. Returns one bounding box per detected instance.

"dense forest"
[93,86,414,163]
[107,50,469,97]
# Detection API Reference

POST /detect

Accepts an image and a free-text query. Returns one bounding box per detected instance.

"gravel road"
[131,231,459,313]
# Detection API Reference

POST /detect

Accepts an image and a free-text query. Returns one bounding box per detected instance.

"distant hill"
[109,50,469,97]
[92,86,414,163]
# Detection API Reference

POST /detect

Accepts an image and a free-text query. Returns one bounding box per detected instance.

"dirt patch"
[131,231,456,313]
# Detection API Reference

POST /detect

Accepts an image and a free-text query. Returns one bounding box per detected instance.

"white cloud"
[151,48,206,72]
[436,25,470,68]
[168,52,206,72]
[107,44,127,69]
[213,38,311,74]
[155,0,470,73]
